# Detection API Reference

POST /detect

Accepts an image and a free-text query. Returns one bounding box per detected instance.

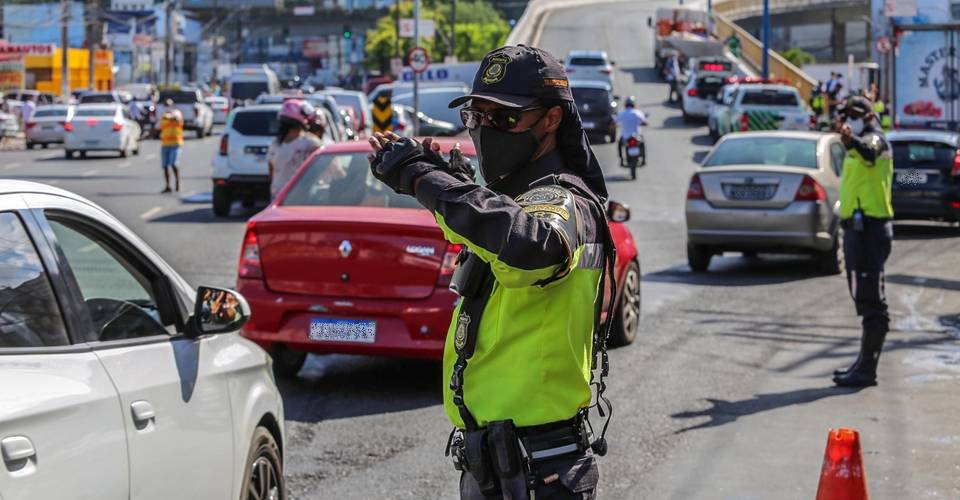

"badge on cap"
[481,54,511,85]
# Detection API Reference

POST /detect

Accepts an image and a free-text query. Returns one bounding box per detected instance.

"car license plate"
[896,170,927,185]
[42,124,55,130]
[85,140,99,145]
[309,319,376,343]
[582,121,596,129]
[627,146,641,156]
[725,184,776,201]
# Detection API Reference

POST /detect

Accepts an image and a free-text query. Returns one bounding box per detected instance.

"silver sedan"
[685,131,845,273]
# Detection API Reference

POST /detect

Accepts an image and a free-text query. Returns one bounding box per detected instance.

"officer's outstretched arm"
[848,133,888,164]
[415,171,584,289]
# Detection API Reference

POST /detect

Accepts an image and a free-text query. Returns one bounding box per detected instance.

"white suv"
[565,50,615,88]
[211,104,280,216]
[0,181,285,500]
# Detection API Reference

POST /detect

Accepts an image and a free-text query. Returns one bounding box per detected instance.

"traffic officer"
[368,45,613,499]
[833,95,894,388]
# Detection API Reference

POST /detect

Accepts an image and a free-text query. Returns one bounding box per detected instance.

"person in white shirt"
[19,95,35,127]
[267,99,324,199]
[615,96,648,166]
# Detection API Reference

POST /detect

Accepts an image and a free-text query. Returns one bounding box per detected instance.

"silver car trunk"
[699,165,812,209]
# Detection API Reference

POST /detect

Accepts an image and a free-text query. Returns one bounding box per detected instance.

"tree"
[780,48,815,68]
[365,0,509,72]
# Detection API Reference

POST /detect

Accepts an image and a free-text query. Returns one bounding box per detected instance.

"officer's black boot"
[833,328,887,387]
[833,353,862,378]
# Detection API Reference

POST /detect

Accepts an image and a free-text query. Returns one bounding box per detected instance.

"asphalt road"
[3,2,960,498]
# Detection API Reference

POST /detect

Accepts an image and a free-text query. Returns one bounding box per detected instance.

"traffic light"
[343,24,352,39]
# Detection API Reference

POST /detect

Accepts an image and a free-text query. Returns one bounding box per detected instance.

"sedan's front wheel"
[241,427,285,500]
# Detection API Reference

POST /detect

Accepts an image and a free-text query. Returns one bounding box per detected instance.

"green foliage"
[365,0,510,71]
[780,48,815,68]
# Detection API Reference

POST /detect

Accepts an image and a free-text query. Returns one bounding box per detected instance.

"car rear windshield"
[34,109,67,117]
[572,88,612,108]
[158,91,198,104]
[569,57,606,66]
[74,108,116,117]
[231,82,270,101]
[231,110,279,136]
[705,137,818,168]
[891,141,956,169]
[741,90,799,106]
[79,94,115,104]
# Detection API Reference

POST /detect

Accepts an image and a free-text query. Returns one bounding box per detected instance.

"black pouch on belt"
[464,429,498,496]
[487,420,530,500]
[450,250,488,298]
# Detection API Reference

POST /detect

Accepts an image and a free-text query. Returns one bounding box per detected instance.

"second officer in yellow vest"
[833,96,894,387]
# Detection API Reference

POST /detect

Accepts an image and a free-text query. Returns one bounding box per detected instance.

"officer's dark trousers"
[842,218,892,354]
[460,450,599,500]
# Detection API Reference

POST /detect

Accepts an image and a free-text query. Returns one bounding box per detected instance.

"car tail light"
[600,68,612,74]
[809,114,817,129]
[740,113,750,131]
[687,174,705,200]
[221,106,229,112]
[238,224,263,279]
[63,121,73,132]
[795,175,826,201]
[25,122,36,129]
[86,119,97,126]
[112,121,123,132]
[219,134,229,156]
[627,137,639,147]
[952,150,960,177]
[687,88,697,97]
[437,243,463,287]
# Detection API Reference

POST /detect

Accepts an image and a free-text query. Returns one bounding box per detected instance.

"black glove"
[370,137,436,195]
[421,144,476,183]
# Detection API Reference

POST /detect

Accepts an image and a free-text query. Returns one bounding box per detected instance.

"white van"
[228,65,280,109]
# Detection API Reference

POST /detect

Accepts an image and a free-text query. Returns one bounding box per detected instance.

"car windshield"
[80,94,115,104]
[741,90,799,106]
[283,151,478,208]
[74,108,116,117]
[159,91,198,104]
[34,109,68,117]
[569,57,605,66]
[392,90,464,125]
[329,94,362,115]
[232,110,279,136]
[892,141,956,169]
[231,82,269,101]
[572,87,612,108]
[705,137,818,168]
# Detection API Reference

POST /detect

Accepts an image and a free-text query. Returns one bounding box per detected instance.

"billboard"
[0,54,25,91]
[895,29,960,126]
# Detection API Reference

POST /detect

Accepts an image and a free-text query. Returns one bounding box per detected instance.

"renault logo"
[339,240,352,258]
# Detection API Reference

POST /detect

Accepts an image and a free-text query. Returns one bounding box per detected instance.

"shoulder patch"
[515,186,571,220]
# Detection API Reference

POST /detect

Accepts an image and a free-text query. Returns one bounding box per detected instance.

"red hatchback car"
[238,139,641,377]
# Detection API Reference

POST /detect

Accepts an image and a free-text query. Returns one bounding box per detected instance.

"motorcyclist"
[267,99,323,199]
[616,96,648,166]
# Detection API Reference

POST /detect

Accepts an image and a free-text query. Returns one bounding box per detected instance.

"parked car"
[64,104,141,159]
[207,96,230,124]
[713,84,814,138]
[25,104,72,148]
[685,131,843,273]
[0,180,285,500]
[887,129,960,222]
[570,80,618,143]
[236,139,642,377]
[156,88,214,138]
[564,50,615,87]
[211,104,281,216]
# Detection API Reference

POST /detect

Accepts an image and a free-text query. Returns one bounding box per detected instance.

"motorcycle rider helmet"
[278,99,312,127]
[625,96,637,108]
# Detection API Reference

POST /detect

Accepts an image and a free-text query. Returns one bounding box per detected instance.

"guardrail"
[714,12,818,101]
[713,0,857,19]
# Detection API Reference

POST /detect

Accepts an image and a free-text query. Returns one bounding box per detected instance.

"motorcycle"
[622,134,646,180]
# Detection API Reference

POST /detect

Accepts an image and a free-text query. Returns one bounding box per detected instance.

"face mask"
[847,118,865,135]
[469,125,541,182]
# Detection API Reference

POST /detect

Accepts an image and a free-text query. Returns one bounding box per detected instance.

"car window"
[569,57,606,66]
[74,108,116,117]
[741,90,800,106]
[80,94,116,104]
[0,212,69,348]
[158,91,198,104]
[705,137,818,168]
[830,142,846,176]
[232,110,279,136]
[34,109,68,118]
[891,141,956,170]
[231,81,270,101]
[571,87,612,109]
[48,218,170,341]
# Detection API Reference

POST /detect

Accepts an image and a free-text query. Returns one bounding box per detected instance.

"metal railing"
[713,0,858,19]
[714,12,818,101]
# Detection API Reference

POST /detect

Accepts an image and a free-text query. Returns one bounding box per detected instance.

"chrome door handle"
[130,400,156,424]
[1,436,36,463]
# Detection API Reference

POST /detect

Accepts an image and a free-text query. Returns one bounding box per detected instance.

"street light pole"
[165,0,173,87]
[61,0,71,99]
[413,0,420,136]
[761,0,770,78]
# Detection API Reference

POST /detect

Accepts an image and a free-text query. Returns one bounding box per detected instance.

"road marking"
[140,206,163,219]
[82,169,98,177]
[145,153,157,160]
[4,162,21,170]
[118,161,132,169]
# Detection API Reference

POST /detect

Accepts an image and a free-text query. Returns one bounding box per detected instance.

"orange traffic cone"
[815,428,869,500]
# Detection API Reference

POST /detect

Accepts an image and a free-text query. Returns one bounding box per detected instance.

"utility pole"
[61,0,70,99]
[761,0,770,78]
[212,0,219,81]
[394,0,401,58]
[165,0,174,87]
[450,0,456,59]
[413,0,420,135]
[86,0,96,90]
